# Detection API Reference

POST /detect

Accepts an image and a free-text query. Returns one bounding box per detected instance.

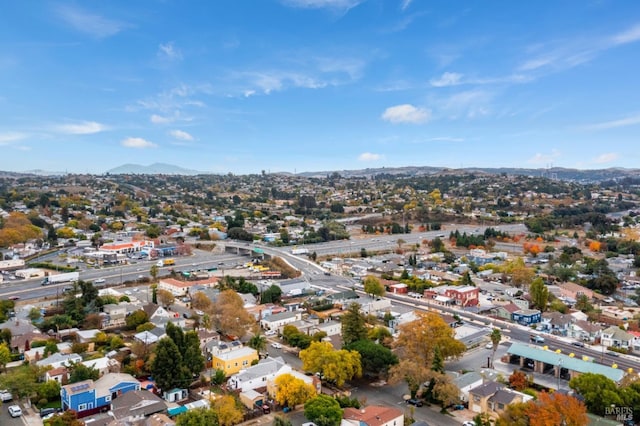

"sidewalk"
[19,403,43,426]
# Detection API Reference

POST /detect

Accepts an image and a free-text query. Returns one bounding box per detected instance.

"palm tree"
[248,333,267,355]
[490,328,502,368]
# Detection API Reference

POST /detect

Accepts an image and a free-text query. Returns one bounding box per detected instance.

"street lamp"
[557,358,563,391]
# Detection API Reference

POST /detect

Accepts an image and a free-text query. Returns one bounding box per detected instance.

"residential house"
[109,389,167,424]
[443,285,480,307]
[511,309,541,325]
[142,304,174,322]
[540,312,572,336]
[468,381,533,416]
[36,352,82,370]
[448,371,483,403]
[341,406,404,426]
[601,326,634,350]
[60,373,140,418]
[569,320,603,343]
[310,320,341,337]
[492,303,521,321]
[45,366,68,384]
[260,311,302,332]
[157,277,217,297]
[76,329,101,352]
[82,357,118,376]
[101,304,127,328]
[228,356,286,392]
[211,345,259,376]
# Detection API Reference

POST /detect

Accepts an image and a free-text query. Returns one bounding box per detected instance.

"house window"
[473,395,480,403]
[498,403,505,410]
[105,396,111,402]
[78,404,87,411]
[242,360,249,366]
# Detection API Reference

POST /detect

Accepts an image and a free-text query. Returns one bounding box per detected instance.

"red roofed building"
[157,277,218,296]
[100,240,155,254]
[341,405,404,426]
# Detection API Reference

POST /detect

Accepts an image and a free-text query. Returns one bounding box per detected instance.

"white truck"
[291,248,309,255]
[41,271,79,286]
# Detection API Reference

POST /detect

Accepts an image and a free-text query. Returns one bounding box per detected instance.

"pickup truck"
[530,335,545,344]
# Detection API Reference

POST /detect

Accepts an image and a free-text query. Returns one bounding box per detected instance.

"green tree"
[490,328,502,368]
[345,339,398,378]
[151,337,189,392]
[0,364,42,400]
[304,394,343,426]
[125,310,149,330]
[175,408,219,426]
[341,303,368,346]
[150,264,159,282]
[248,334,267,353]
[569,373,623,416]
[28,307,42,322]
[530,277,549,312]
[261,285,282,304]
[68,362,100,384]
[0,342,11,372]
[272,416,293,426]
[363,275,385,298]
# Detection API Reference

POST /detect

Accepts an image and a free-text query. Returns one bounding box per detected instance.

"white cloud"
[169,130,194,141]
[518,57,555,71]
[440,90,492,119]
[150,114,171,124]
[611,24,640,45]
[281,0,364,11]
[358,152,383,161]
[55,121,107,135]
[593,153,618,164]
[121,137,156,149]
[400,0,413,11]
[430,72,463,87]
[56,5,128,38]
[158,42,182,61]
[381,104,431,124]
[0,132,28,145]
[426,137,464,142]
[527,149,561,165]
[582,113,640,131]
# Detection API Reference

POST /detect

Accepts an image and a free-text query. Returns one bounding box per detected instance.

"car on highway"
[271,342,282,349]
[8,296,20,301]
[94,278,106,284]
[571,341,585,347]
[8,405,22,418]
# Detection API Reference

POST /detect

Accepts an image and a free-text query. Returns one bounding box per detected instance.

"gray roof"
[235,356,285,382]
[111,389,167,420]
[490,389,520,405]
[470,381,503,397]
[451,371,483,389]
[507,342,625,382]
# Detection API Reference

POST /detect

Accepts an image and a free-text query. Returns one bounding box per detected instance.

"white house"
[228,356,286,392]
[260,311,302,332]
[36,353,82,370]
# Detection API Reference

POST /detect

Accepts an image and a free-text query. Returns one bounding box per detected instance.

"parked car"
[40,407,56,418]
[571,341,585,347]
[406,398,423,407]
[8,405,22,418]
[271,342,282,349]
[485,342,493,349]
[0,390,12,402]
[265,330,277,336]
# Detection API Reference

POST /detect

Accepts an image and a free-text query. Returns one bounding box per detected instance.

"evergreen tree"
[341,303,368,346]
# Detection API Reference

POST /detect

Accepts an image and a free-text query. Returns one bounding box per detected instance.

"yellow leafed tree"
[211,394,243,426]
[299,341,362,387]
[273,373,316,408]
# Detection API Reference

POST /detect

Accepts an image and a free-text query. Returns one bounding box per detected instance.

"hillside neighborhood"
[1,171,640,425]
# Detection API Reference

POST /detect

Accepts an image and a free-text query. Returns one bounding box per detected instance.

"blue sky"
[2,1,640,174]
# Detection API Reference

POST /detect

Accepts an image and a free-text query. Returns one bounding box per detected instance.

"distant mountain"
[105,163,202,175]
[297,166,640,183]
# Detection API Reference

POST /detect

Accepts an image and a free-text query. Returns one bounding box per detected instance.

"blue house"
[61,373,140,418]
[511,309,542,325]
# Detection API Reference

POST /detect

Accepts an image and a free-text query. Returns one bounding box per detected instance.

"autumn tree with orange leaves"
[525,392,587,426]
[588,240,602,252]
